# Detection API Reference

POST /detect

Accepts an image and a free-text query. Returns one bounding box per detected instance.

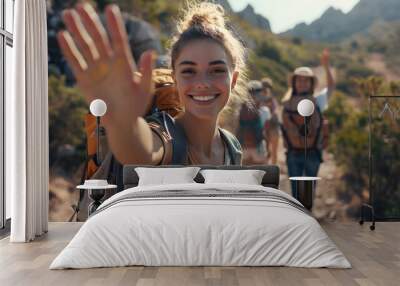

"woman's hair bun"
[178,2,226,33]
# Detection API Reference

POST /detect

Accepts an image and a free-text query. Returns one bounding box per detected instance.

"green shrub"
[48,75,87,173]
[256,40,282,62]
[323,91,350,131]
[346,65,375,78]
[329,77,400,218]
[291,37,302,45]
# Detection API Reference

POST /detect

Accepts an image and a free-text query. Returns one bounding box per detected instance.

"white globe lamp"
[90,99,107,117]
[297,99,315,175]
[89,99,107,165]
[297,99,314,117]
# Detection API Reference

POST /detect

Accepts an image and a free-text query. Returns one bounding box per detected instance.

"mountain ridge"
[283,0,400,42]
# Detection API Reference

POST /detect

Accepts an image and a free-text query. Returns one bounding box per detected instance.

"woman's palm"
[57,3,154,125]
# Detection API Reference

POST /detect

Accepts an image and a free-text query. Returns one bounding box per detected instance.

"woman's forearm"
[104,117,160,165]
[325,65,335,92]
[320,48,335,93]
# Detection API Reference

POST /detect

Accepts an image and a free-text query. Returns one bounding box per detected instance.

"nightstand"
[289,177,321,210]
[77,180,117,216]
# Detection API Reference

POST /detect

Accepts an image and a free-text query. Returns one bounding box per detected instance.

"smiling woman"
[58,2,250,167]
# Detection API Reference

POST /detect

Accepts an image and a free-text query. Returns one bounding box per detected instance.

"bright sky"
[228,0,360,33]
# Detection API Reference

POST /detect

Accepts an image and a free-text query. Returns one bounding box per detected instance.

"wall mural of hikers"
[46,0,400,222]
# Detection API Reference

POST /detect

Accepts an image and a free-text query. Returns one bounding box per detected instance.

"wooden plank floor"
[0,221,399,286]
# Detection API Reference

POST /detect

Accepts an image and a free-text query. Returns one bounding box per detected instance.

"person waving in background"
[281,49,334,197]
[57,2,251,167]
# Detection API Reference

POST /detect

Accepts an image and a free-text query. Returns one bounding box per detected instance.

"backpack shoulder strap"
[281,107,295,150]
[219,128,243,165]
[146,111,188,165]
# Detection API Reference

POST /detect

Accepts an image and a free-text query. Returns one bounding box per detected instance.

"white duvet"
[50,183,351,269]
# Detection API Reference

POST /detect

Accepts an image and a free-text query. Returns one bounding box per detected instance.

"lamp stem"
[304,116,307,176]
[96,116,101,165]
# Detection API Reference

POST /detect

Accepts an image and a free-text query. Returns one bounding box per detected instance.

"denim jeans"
[286,149,322,197]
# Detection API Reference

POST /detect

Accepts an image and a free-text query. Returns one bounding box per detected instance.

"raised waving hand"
[57,3,154,127]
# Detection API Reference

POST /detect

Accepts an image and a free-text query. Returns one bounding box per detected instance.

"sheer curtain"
[6,0,49,242]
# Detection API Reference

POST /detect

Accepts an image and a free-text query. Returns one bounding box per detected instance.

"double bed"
[50,165,350,269]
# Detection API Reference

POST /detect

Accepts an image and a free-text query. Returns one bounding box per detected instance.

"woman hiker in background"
[57,2,251,166]
[281,49,334,197]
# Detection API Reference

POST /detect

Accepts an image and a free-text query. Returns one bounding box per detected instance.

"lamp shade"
[90,99,107,117]
[297,99,315,117]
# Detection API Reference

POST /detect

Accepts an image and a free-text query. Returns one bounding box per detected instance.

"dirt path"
[366,53,400,82]
[277,135,350,221]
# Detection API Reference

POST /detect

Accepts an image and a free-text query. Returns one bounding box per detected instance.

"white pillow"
[200,169,266,185]
[135,167,200,186]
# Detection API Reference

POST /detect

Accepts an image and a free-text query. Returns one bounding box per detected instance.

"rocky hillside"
[237,4,271,32]
[348,20,400,77]
[213,1,270,32]
[283,0,400,42]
